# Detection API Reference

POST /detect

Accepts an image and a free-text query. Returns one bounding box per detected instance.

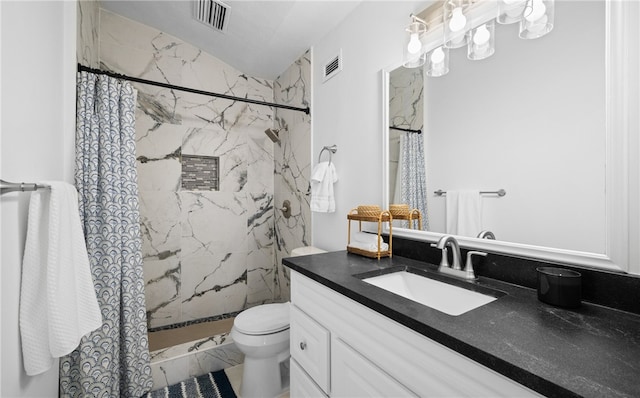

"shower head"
[264,128,280,143]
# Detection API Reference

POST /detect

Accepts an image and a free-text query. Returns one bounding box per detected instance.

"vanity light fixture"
[426,46,450,77]
[519,0,554,39]
[467,21,495,60]
[497,0,527,24]
[404,0,555,76]
[403,14,428,68]
[444,0,471,49]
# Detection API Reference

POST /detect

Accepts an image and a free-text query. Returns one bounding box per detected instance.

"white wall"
[312,1,430,251]
[1,1,76,396]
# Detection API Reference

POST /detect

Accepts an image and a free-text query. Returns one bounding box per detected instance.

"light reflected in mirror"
[387,1,606,254]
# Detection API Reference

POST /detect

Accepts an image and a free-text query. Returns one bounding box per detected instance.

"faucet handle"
[464,251,487,279]
[431,243,449,270]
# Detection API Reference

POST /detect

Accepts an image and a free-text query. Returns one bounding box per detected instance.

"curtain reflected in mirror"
[389,66,428,230]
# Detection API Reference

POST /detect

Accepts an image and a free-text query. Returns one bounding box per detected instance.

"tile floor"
[224,364,290,398]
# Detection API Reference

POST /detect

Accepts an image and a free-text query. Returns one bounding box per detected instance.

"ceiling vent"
[194,0,231,33]
[323,50,343,83]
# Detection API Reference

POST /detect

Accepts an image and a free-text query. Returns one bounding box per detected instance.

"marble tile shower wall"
[77,0,100,68]
[273,52,312,302]
[99,10,279,328]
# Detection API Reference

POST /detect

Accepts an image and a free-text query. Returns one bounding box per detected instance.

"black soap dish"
[536,267,582,308]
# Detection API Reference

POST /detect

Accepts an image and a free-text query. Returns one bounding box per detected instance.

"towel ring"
[318,145,337,164]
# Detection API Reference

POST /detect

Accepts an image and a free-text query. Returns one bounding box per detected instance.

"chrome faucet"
[477,230,495,240]
[432,235,463,271]
[431,235,486,280]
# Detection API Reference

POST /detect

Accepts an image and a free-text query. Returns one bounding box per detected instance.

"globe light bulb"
[448,7,467,32]
[473,24,490,45]
[525,0,546,23]
[407,33,421,54]
[431,47,445,64]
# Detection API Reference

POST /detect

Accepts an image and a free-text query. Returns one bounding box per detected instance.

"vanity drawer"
[290,358,328,398]
[290,304,330,394]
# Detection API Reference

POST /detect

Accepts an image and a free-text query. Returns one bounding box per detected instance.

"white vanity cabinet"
[290,270,542,398]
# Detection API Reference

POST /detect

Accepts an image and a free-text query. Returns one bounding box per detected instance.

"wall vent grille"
[323,51,343,82]
[194,0,231,33]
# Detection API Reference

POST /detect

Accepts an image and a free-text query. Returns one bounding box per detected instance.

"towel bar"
[0,179,50,195]
[434,189,506,197]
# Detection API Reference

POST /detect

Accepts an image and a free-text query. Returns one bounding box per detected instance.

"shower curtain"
[400,132,429,230]
[59,71,153,397]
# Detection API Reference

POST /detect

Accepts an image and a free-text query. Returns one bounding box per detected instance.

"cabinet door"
[331,337,417,398]
[290,304,330,393]
[290,359,328,398]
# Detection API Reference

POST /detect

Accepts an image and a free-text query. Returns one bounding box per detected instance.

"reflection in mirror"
[383,0,638,273]
[388,66,427,230]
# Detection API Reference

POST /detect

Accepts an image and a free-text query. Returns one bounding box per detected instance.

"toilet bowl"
[232,247,326,398]
[231,302,291,398]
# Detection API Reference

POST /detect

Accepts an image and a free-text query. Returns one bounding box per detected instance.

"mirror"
[383,0,637,273]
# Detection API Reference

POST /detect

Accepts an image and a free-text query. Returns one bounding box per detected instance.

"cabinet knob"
[299,341,307,350]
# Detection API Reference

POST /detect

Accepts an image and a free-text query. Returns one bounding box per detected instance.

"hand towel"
[348,241,389,252]
[19,181,102,376]
[352,231,382,245]
[311,161,338,213]
[445,190,482,237]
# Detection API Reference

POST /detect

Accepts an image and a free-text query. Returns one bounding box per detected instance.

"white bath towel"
[311,161,338,213]
[446,190,482,237]
[19,181,102,376]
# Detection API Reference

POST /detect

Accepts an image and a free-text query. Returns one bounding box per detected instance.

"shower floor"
[148,317,235,351]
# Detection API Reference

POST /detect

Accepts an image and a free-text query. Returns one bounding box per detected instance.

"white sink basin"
[363,271,498,316]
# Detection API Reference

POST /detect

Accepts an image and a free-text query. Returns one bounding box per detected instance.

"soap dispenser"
[465,251,487,280]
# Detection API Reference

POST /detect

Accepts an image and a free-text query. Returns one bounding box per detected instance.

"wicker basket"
[357,205,382,217]
[389,203,410,217]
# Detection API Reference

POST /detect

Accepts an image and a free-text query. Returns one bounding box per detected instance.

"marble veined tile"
[389,66,423,131]
[136,87,182,126]
[247,247,275,306]
[246,124,275,194]
[149,354,190,392]
[144,257,182,328]
[275,51,311,108]
[139,191,181,259]
[189,339,243,376]
[77,0,99,68]
[181,252,247,321]
[100,41,182,87]
[247,192,275,251]
[274,190,310,302]
[100,9,182,57]
[181,192,248,257]
[137,155,181,192]
[275,113,311,195]
[136,117,183,163]
[178,92,273,133]
[181,49,249,98]
[182,127,248,193]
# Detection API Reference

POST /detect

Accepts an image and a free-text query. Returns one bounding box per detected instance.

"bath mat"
[142,370,237,398]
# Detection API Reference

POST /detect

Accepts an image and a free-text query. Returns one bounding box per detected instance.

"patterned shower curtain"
[400,132,429,230]
[59,71,153,397]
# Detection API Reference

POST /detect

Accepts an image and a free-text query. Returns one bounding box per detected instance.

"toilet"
[231,246,326,398]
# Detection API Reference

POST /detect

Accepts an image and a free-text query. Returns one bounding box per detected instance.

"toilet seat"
[234,302,290,335]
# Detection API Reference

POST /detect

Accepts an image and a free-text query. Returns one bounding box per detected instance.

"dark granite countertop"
[283,251,640,398]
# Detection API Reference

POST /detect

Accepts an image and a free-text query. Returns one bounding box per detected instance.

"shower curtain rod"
[77,64,310,115]
[390,126,422,134]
